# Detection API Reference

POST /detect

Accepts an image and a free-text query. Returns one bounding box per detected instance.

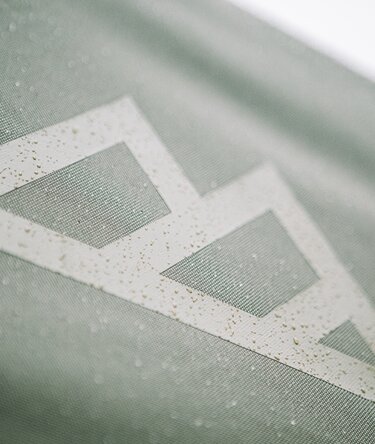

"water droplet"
[225,399,237,408]
[94,374,104,384]
[90,323,99,333]
[194,418,203,427]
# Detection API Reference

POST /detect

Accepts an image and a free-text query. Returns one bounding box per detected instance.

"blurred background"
[231,0,375,81]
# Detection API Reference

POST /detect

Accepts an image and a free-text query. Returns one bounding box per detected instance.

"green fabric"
[319,320,375,367]
[1,0,374,306]
[162,210,318,317]
[1,0,374,443]
[0,143,170,247]
[0,250,373,443]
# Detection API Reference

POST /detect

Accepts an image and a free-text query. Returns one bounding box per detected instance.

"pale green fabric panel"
[1,1,375,443]
[0,0,374,305]
[0,251,373,443]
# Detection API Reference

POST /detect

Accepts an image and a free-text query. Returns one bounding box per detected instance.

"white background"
[230,0,375,82]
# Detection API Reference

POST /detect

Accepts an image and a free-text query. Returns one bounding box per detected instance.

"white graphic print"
[0,97,374,400]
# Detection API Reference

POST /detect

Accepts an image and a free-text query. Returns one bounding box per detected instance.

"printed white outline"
[0,96,374,400]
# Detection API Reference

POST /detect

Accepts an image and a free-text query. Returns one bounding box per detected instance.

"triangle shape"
[319,320,375,366]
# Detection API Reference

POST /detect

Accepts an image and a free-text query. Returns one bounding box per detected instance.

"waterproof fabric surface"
[0,1,375,443]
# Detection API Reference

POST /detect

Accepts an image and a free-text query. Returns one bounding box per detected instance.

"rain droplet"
[94,374,104,384]
[194,418,203,427]
[225,399,237,408]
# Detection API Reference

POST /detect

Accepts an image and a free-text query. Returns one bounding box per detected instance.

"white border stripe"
[1,97,374,400]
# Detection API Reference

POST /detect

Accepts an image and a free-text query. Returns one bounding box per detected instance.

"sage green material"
[1,251,374,443]
[162,210,318,316]
[1,0,375,442]
[319,320,375,367]
[0,143,170,248]
[1,0,374,306]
